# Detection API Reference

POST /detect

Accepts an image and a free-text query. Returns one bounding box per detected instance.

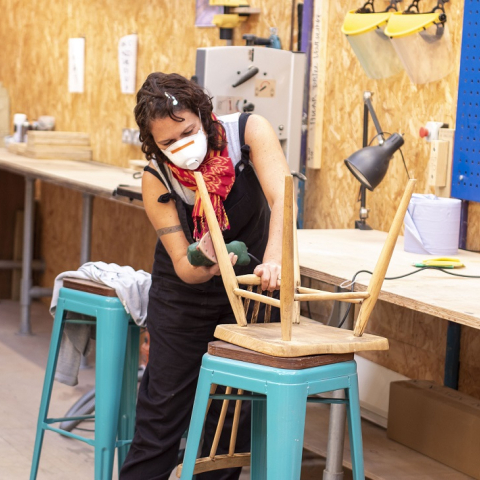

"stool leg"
[30,300,67,480]
[117,324,140,473]
[345,373,365,480]
[266,384,308,480]
[251,396,267,480]
[94,307,130,480]
[180,367,212,480]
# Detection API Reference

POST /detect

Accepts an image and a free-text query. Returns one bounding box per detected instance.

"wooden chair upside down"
[177,173,416,478]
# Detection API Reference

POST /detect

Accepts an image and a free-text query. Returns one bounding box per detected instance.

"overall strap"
[239,112,251,147]
[238,113,252,168]
[143,163,175,203]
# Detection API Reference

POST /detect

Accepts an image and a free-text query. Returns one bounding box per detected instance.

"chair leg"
[94,306,130,480]
[180,367,213,480]
[251,396,267,480]
[266,384,308,480]
[117,324,140,474]
[30,300,67,480]
[345,373,365,480]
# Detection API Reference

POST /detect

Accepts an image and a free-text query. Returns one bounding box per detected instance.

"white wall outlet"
[130,129,142,147]
[122,128,131,144]
[420,121,445,142]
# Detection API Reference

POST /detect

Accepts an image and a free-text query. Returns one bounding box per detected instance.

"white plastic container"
[404,194,461,255]
[13,113,27,143]
[342,11,403,80]
[385,12,454,84]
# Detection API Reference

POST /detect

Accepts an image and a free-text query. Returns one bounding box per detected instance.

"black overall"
[120,114,279,480]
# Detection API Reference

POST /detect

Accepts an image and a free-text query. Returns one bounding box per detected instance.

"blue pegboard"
[451,0,480,202]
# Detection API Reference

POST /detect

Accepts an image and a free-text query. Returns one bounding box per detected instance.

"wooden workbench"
[0,147,142,333]
[297,229,480,329]
[297,229,479,479]
[0,147,142,202]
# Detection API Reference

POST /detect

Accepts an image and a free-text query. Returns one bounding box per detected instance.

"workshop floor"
[0,299,346,480]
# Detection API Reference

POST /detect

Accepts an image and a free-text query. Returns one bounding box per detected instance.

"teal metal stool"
[30,278,140,480]
[178,341,363,480]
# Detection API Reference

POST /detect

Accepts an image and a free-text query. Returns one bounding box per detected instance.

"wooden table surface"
[297,229,480,329]
[0,147,142,200]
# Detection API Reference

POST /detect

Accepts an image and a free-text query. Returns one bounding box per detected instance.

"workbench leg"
[80,193,93,266]
[79,193,93,369]
[19,177,35,336]
[444,322,461,389]
[323,390,346,480]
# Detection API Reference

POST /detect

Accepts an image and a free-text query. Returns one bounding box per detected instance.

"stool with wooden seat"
[30,278,140,480]
[176,173,416,480]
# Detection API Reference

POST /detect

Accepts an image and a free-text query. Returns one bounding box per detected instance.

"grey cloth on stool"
[50,262,151,386]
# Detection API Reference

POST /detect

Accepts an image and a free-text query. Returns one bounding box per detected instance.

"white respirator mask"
[161,121,208,171]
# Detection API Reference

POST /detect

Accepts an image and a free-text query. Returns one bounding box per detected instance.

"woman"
[120,72,291,480]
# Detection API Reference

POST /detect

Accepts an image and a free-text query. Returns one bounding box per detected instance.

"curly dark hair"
[134,72,227,162]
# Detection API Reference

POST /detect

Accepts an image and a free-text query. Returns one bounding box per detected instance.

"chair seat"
[214,317,389,357]
[208,341,354,369]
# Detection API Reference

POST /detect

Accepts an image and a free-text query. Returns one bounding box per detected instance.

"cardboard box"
[387,380,480,479]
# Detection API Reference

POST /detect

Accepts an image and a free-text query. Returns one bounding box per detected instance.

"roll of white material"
[404,194,461,255]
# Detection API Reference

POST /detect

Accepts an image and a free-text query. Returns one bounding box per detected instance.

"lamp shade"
[344,133,404,190]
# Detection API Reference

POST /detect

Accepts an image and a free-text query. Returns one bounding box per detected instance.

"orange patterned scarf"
[166,116,235,241]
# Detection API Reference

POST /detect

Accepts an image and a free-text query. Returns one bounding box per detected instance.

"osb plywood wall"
[0,0,298,290]
[303,0,480,252]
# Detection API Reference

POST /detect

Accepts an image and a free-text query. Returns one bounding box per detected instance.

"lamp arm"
[363,92,385,145]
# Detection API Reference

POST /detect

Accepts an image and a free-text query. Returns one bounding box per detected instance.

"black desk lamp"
[344,91,404,229]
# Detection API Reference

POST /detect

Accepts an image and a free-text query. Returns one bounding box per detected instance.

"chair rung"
[208,393,346,404]
[177,453,251,476]
[209,394,264,401]
[307,397,348,405]
[64,319,97,325]
[43,424,95,445]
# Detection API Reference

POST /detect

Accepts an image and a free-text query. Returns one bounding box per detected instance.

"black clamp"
[385,0,402,12]
[356,0,375,13]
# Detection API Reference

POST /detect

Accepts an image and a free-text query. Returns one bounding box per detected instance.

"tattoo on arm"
[156,225,183,239]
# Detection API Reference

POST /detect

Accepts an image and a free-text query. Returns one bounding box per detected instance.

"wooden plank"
[27,131,90,146]
[63,277,117,297]
[280,175,294,341]
[208,340,354,369]
[354,179,416,336]
[214,317,389,357]
[24,146,93,162]
[194,171,247,327]
[306,0,330,169]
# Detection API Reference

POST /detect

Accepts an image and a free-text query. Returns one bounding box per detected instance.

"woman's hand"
[206,252,238,277]
[254,262,281,292]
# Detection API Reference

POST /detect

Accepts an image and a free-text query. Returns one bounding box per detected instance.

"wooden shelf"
[304,403,473,480]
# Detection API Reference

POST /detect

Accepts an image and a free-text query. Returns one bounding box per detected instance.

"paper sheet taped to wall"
[68,38,85,93]
[118,34,138,94]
